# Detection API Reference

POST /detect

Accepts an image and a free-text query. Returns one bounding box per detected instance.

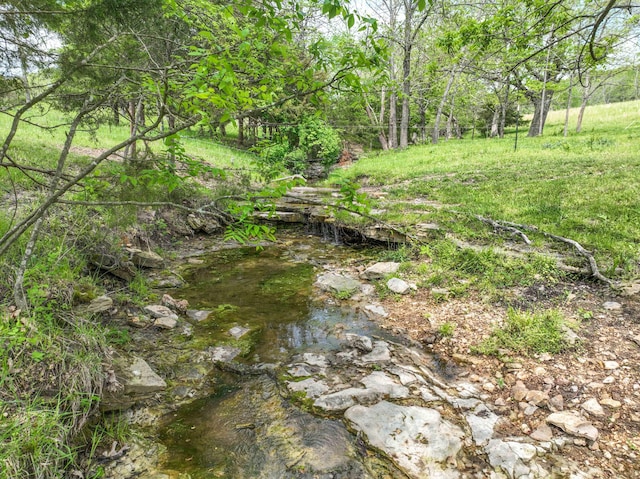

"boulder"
[144,305,178,320]
[153,317,177,330]
[127,248,164,269]
[387,277,412,295]
[315,273,361,296]
[79,295,113,314]
[361,262,400,280]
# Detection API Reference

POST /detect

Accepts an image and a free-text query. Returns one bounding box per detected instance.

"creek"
[155,237,403,478]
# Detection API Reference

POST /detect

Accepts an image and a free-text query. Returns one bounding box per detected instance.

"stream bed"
[111,235,595,479]
[156,238,402,478]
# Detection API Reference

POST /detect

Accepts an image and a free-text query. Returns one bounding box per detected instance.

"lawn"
[328,100,640,278]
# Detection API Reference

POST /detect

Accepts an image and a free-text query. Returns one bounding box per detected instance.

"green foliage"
[297,117,342,168]
[438,322,456,337]
[475,309,571,356]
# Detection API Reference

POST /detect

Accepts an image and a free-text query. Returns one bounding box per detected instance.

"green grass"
[474,308,573,356]
[328,100,640,278]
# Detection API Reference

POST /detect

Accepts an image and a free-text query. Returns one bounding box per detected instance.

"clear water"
[157,238,397,478]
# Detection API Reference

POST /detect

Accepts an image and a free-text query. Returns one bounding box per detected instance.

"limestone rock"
[363,303,388,318]
[512,381,528,402]
[186,309,212,322]
[603,360,619,370]
[361,262,400,280]
[144,305,178,320]
[345,333,373,352]
[80,295,113,314]
[466,403,499,446]
[345,401,464,479]
[315,273,361,295]
[549,394,564,411]
[287,378,330,399]
[485,439,537,479]
[207,345,241,362]
[602,301,622,310]
[127,248,164,269]
[530,424,554,442]
[360,341,391,363]
[525,389,549,406]
[229,326,250,339]
[387,277,412,295]
[546,411,599,441]
[153,317,177,330]
[581,398,605,417]
[161,294,188,313]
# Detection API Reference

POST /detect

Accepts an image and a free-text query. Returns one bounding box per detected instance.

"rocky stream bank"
[82,230,640,479]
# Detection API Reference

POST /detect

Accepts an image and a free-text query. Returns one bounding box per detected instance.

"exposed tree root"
[476,215,532,244]
[480,217,614,286]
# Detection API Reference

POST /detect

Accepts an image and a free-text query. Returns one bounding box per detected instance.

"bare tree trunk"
[446,107,453,140]
[563,74,573,137]
[432,69,456,144]
[490,107,499,138]
[399,5,413,149]
[364,90,388,150]
[389,91,398,149]
[576,73,590,133]
[499,86,509,139]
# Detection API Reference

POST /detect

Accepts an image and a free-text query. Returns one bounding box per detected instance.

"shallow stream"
[157,238,399,478]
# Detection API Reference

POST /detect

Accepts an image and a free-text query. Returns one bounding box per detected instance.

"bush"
[297,117,341,168]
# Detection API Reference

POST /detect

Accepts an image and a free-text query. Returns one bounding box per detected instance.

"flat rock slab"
[363,303,388,318]
[207,345,242,363]
[186,309,212,322]
[153,317,177,329]
[359,341,391,363]
[287,378,330,398]
[315,273,361,295]
[361,262,400,280]
[229,326,250,339]
[345,401,464,479]
[466,403,499,446]
[546,411,599,441]
[485,439,538,479]
[127,249,164,268]
[80,295,113,314]
[120,357,167,395]
[144,305,178,320]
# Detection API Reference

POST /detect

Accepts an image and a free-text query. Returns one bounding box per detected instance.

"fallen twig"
[489,219,613,285]
[476,215,532,244]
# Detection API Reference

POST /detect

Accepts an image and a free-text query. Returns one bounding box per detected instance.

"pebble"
[603,361,620,370]
[549,394,564,411]
[530,423,554,442]
[512,381,528,402]
[482,382,496,392]
[603,376,615,384]
[602,301,622,310]
[525,389,549,406]
[581,398,605,417]
[533,366,547,376]
[600,397,621,408]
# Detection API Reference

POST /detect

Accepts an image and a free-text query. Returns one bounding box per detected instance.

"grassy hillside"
[328,100,640,278]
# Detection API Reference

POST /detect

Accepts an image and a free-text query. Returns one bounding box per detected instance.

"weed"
[475,308,571,356]
[438,322,456,337]
[334,289,356,300]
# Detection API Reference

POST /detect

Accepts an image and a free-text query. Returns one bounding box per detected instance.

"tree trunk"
[576,74,590,133]
[432,69,456,144]
[527,91,554,137]
[563,75,573,137]
[490,107,499,138]
[389,91,398,149]
[399,7,413,149]
[18,47,31,104]
[499,86,509,139]
[238,115,244,146]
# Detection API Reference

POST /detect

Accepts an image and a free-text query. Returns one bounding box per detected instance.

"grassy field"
[0,109,257,170]
[328,100,640,278]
